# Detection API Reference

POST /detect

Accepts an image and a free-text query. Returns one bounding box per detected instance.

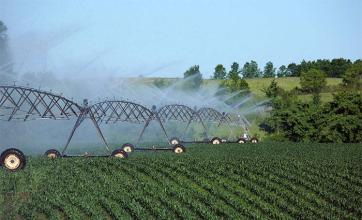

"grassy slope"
[1,143,361,219]
[143,77,342,100]
[246,77,341,97]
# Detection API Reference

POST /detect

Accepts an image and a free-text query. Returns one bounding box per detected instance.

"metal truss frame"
[1,85,251,153]
[156,104,208,141]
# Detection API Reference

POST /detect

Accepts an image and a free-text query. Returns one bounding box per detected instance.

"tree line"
[212,59,361,79]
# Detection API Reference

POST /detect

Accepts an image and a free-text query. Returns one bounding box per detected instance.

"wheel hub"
[175,147,183,154]
[213,140,220,144]
[124,146,132,153]
[47,153,57,159]
[4,154,21,170]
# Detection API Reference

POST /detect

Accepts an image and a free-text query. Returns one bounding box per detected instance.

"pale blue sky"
[1,0,362,78]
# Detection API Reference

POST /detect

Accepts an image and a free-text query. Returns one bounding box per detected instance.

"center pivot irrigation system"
[0,85,258,171]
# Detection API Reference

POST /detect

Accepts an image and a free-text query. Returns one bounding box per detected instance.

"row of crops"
[1,142,362,219]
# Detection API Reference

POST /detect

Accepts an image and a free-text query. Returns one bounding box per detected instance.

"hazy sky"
[1,0,362,78]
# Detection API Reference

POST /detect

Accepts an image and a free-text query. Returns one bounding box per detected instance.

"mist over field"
[0,72,261,155]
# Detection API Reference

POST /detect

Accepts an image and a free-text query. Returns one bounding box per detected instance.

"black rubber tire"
[250,137,259,143]
[44,149,61,159]
[122,143,135,153]
[173,144,186,154]
[111,149,128,158]
[236,138,247,144]
[211,137,222,145]
[1,148,26,171]
[169,137,180,145]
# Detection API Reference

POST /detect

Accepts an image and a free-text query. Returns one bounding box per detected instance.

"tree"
[219,62,249,95]
[183,65,203,90]
[342,62,362,90]
[277,65,288,77]
[318,91,362,143]
[287,63,301,76]
[354,59,362,64]
[220,78,249,93]
[264,79,283,98]
[262,90,362,143]
[329,58,352,78]
[0,20,14,83]
[263,61,276,78]
[242,60,261,78]
[227,62,241,81]
[299,60,314,74]
[300,69,327,105]
[212,64,227,79]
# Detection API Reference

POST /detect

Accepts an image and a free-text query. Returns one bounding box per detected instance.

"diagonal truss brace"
[61,103,111,155]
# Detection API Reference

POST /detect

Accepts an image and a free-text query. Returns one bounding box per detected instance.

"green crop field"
[1,143,361,220]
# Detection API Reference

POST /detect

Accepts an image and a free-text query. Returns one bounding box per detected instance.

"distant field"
[1,143,361,219]
[142,77,342,100]
[244,77,342,97]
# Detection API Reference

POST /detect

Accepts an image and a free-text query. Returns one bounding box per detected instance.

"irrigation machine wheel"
[237,138,247,144]
[211,137,222,145]
[111,149,128,158]
[250,137,259,143]
[44,149,61,159]
[169,137,180,145]
[122,143,135,153]
[173,144,186,154]
[0,148,26,172]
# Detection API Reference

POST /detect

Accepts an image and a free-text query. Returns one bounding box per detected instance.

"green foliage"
[212,64,227,79]
[263,61,276,78]
[220,77,249,93]
[300,69,327,93]
[277,65,288,77]
[329,58,353,77]
[1,143,362,219]
[263,90,362,143]
[317,91,362,143]
[242,60,262,78]
[285,59,352,78]
[227,62,241,81]
[263,79,283,98]
[300,69,327,104]
[287,63,300,76]
[342,62,362,90]
[219,62,249,94]
[183,65,203,90]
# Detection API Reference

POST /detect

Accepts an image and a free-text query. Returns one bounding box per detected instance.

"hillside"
[1,143,361,219]
[143,77,342,101]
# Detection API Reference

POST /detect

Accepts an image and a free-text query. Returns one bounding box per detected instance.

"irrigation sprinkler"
[0,85,84,171]
[0,85,127,171]
[90,101,185,154]
[153,104,256,145]
[222,112,259,143]
[196,107,228,144]
[155,104,210,145]
[0,84,255,171]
